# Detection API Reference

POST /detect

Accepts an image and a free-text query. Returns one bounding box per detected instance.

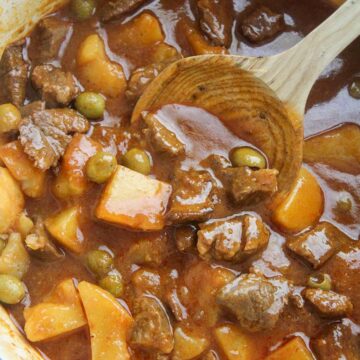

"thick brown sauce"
[7,0,360,359]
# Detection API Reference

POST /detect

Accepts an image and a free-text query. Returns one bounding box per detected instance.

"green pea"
[122,148,151,175]
[229,146,266,169]
[348,77,360,99]
[0,274,26,304]
[71,0,96,21]
[86,151,117,184]
[75,92,105,119]
[307,273,332,291]
[86,250,113,277]
[99,274,123,298]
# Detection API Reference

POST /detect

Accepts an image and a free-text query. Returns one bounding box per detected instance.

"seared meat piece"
[19,109,89,170]
[100,0,149,22]
[21,101,46,118]
[312,320,360,360]
[31,65,79,107]
[174,225,197,252]
[31,18,69,63]
[142,112,185,157]
[217,273,290,332]
[197,0,233,47]
[165,287,188,322]
[287,222,347,268]
[203,154,231,176]
[304,289,353,318]
[241,6,285,43]
[222,167,278,205]
[130,295,174,354]
[167,169,217,223]
[0,43,28,107]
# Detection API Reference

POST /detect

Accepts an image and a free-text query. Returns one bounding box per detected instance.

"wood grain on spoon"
[132,0,360,198]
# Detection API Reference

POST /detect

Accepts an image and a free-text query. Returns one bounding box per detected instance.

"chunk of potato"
[78,281,134,360]
[173,326,209,360]
[151,43,179,63]
[0,233,30,279]
[45,206,85,254]
[214,324,255,360]
[0,167,24,233]
[77,34,126,97]
[96,165,172,231]
[0,141,46,198]
[24,279,87,342]
[265,337,313,360]
[53,134,101,199]
[272,167,324,233]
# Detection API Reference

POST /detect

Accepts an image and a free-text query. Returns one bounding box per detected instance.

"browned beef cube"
[31,65,79,107]
[21,101,45,118]
[311,320,360,360]
[287,222,348,268]
[174,225,197,252]
[217,273,290,332]
[165,287,189,322]
[241,6,285,43]
[130,295,174,354]
[304,289,353,318]
[202,154,231,178]
[167,169,217,223]
[100,0,149,22]
[0,43,28,107]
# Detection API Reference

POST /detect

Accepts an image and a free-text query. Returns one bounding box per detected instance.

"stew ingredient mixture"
[0,0,359,359]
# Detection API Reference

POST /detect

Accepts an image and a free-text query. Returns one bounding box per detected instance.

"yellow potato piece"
[45,206,85,253]
[173,326,209,360]
[96,165,172,231]
[77,34,106,65]
[214,324,254,360]
[78,281,134,360]
[272,167,324,233]
[265,337,313,360]
[0,167,24,233]
[24,279,87,342]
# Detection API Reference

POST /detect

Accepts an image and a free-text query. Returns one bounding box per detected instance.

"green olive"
[0,274,26,304]
[122,148,151,175]
[75,92,105,119]
[86,151,117,184]
[229,146,266,169]
[71,0,96,21]
[336,192,353,213]
[307,273,332,291]
[0,103,21,134]
[86,250,114,277]
[348,77,360,99]
[99,273,123,297]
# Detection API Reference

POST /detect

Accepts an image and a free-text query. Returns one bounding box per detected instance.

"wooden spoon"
[131,0,360,198]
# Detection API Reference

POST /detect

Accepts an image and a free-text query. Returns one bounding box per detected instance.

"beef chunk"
[312,320,360,360]
[217,273,290,332]
[222,167,278,204]
[31,65,79,107]
[31,18,69,63]
[197,214,269,262]
[165,287,188,322]
[130,295,174,354]
[21,101,46,118]
[19,109,89,170]
[167,169,217,223]
[142,112,185,157]
[287,222,347,268]
[197,0,233,47]
[100,0,149,22]
[0,43,28,107]
[204,154,231,175]
[174,225,197,252]
[241,6,285,43]
[304,289,353,318]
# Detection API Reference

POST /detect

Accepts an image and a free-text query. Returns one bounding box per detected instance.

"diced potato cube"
[214,324,254,360]
[0,167,24,233]
[78,281,134,360]
[173,326,209,360]
[151,43,179,63]
[53,134,101,199]
[77,34,126,98]
[0,233,30,279]
[272,167,324,233]
[96,165,172,231]
[265,337,313,360]
[0,141,46,198]
[24,279,87,342]
[45,206,85,253]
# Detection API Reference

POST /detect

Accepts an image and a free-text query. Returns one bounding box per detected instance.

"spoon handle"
[264,0,360,114]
